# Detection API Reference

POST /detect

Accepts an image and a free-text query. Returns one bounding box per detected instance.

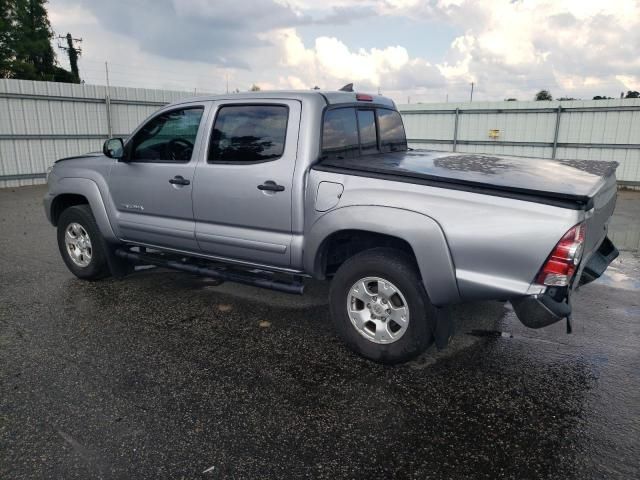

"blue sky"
[48,0,640,103]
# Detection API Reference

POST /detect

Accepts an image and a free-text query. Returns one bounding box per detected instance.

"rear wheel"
[329,248,435,364]
[57,205,110,280]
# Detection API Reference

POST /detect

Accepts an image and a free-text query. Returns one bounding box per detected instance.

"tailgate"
[582,171,618,260]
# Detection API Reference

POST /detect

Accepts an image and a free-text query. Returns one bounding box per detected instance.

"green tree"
[625,90,639,98]
[0,0,15,77]
[0,0,77,82]
[249,83,261,91]
[593,95,613,100]
[534,90,553,101]
[11,0,56,80]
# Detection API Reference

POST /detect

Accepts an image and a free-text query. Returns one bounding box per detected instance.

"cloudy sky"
[48,0,640,103]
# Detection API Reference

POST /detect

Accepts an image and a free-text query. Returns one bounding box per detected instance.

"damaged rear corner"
[511,236,619,330]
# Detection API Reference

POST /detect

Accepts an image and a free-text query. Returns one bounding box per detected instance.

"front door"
[192,100,301,267]
[108,103,209,251]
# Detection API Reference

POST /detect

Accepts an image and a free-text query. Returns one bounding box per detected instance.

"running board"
[114,248,305,295]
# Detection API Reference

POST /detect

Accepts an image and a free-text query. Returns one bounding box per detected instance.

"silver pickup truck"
[44,90,619,364]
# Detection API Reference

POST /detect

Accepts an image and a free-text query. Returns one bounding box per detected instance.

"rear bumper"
[511,236,619,329]
[511,290,571,328]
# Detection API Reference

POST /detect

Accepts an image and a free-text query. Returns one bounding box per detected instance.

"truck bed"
[315,150,618,210]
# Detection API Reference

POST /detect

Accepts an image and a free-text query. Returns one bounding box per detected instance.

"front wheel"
[57,205,110,280]
[329,248,435,364]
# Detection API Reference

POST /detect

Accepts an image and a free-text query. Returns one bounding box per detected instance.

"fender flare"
[52,177,118,243]
[304,205,460,306]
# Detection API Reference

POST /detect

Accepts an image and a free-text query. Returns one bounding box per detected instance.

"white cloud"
[429,0,640,99]
[47,0,640,102]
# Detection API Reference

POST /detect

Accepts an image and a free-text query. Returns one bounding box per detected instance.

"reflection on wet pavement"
[596,254,640,291]
[1,185,638,480]
[608,190,640,252]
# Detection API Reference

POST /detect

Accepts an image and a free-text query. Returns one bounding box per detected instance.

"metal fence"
[0,79,204,188]
[399,99,640,186]
[1,79,640,188]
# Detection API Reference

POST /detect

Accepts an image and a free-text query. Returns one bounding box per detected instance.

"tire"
[329,248,435,364]
[57,205,110,280]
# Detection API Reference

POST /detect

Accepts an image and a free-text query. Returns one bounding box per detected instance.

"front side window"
[208,105,288,163]
[129,107,204,162]
[321,108,359,159]
[377,109,407,152]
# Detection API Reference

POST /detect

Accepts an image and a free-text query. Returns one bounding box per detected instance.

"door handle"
[169,175,190,186]
[257,182,285,192]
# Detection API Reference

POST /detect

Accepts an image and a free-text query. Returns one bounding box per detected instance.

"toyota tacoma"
[44,89,619,363]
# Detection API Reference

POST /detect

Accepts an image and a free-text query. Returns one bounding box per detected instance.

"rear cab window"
[377,109,407,152]
[321,106,407,160]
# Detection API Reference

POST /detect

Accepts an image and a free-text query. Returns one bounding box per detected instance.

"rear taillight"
[356,93,373,101]
[536,223,585,287]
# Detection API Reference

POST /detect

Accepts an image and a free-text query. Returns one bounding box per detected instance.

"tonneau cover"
[316,150,618,210]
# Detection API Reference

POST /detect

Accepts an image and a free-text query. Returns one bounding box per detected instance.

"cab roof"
[171,90,396,109]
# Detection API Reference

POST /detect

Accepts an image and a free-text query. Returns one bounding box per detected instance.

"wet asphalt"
[0,186,639,480]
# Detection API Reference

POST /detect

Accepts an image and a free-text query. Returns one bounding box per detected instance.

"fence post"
[453,107,459,152]
[105,62,113,138]
[552,105,562,159]
[105,95,112,139]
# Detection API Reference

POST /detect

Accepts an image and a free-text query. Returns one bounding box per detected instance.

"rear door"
[192,100,301,267]
[108,102,209,251]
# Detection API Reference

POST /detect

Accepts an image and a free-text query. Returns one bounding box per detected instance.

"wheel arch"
[50,193,89,226]
[47,178,118,242]
[305,206,460,306]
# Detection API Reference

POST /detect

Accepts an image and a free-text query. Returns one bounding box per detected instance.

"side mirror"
[103,138,124,160]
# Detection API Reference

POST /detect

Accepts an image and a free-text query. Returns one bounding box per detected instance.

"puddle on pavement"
[467,329,513,338]
[594,252,640,291]
[608,227,640,253]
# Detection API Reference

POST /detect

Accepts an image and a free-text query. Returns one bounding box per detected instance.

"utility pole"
[57,33,82,82]
[226,74,229,94]
[470,82,474,102]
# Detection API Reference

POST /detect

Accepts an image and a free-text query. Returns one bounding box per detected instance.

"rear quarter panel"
[306,170,582,303]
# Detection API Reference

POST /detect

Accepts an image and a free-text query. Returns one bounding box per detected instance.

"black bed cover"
[315,150,618,210]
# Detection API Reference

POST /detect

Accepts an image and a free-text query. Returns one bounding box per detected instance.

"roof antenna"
[339,83,354,92]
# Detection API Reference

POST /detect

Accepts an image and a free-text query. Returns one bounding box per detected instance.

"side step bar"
[114,248,305,295]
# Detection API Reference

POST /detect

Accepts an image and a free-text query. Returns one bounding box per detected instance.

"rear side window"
[321,108,359,159]
[208,105,288,163]
[357,109,378,154]
[378,109,407,152]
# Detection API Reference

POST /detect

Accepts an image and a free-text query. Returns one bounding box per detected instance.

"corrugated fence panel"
[0,79,209,188]
[2,79,639,187]
[403,112,454,141]
[400,99,640,185]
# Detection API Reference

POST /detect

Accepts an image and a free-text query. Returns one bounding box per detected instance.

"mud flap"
[433,306,453,349]
[103,241,134,278]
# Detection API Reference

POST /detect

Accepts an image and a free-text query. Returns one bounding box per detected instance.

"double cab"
[44,90,619,363]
